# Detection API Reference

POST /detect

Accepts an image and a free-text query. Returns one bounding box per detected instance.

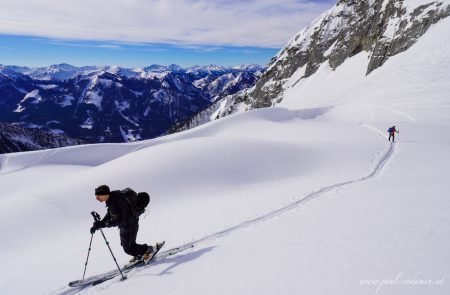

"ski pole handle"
[91,211,101,222]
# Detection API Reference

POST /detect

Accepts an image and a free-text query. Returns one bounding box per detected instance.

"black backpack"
[120,188,150,218]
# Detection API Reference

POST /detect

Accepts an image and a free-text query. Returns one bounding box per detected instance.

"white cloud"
[0,0,334,48]
[45,40,123,49]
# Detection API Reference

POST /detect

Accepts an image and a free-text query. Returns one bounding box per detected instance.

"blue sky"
[0,0,335,68]
[0,35,280,67]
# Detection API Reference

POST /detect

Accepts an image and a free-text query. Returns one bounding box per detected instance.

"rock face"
[367,1,450,73]
[0,64,263,149]
[175,0,450,130]
[248,0,450,109]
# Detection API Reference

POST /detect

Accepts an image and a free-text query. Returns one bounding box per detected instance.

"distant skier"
[388,126,399,142]
[90,185,162,263]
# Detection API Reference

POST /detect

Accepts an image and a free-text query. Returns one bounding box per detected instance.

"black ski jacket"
[101,190,138,228]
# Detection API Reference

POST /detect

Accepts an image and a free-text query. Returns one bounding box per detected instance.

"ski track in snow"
[57,122,396,294]
[172,124,395,248]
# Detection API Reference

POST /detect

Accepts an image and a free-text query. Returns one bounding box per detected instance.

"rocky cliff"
[177,0,450,130]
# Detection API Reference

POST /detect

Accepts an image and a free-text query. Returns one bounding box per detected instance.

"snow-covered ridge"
[1,63,265,81]
[13,89,41,112]
[276,0,356,62]
[233,0,450,110]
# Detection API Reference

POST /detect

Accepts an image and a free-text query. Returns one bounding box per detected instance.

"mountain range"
[0,63,264,153]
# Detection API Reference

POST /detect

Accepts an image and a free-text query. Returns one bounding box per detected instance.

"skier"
[90,184,162,263]
[388,125,399,142]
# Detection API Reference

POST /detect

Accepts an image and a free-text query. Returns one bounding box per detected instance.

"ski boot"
[143,241,165,265]
[129,255,142,263]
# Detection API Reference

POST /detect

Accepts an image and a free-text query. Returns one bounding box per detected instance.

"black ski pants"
[119,222,148,257]
[389,133,395,142]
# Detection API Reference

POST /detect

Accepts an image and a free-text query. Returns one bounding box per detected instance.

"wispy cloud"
[44,40,123,49]
[174,44,225,52]
[96,44,122,49]
[0,0,335,48]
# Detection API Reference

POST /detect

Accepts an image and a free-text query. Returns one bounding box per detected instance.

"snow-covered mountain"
[1,0,450,294]
[11,63,99,81]
[177,0,450,131]
[2,63,264,82]
[0,64,263,149]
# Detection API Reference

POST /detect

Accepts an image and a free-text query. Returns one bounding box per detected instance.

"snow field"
[0,107,384,294]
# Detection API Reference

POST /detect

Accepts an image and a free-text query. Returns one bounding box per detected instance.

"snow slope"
[1,15,449,295]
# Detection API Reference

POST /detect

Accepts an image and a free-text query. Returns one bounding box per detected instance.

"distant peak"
[49,63,77,69]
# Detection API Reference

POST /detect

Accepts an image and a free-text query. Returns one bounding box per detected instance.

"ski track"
[177,125,395,247]
[56,123,396,294]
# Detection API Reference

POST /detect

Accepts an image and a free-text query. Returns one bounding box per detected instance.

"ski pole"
[82,233,94,280]
[91,211,127,280]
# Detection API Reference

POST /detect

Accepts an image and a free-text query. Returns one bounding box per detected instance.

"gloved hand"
[90,220,105,234]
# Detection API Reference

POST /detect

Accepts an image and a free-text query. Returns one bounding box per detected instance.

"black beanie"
[95,185,110,195]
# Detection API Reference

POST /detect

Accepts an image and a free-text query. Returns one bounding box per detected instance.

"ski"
[68,269,120,288]
[68,241,193,288]
[155,242,194,261]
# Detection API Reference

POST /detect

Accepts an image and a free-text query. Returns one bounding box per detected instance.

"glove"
[90,220,105,234]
